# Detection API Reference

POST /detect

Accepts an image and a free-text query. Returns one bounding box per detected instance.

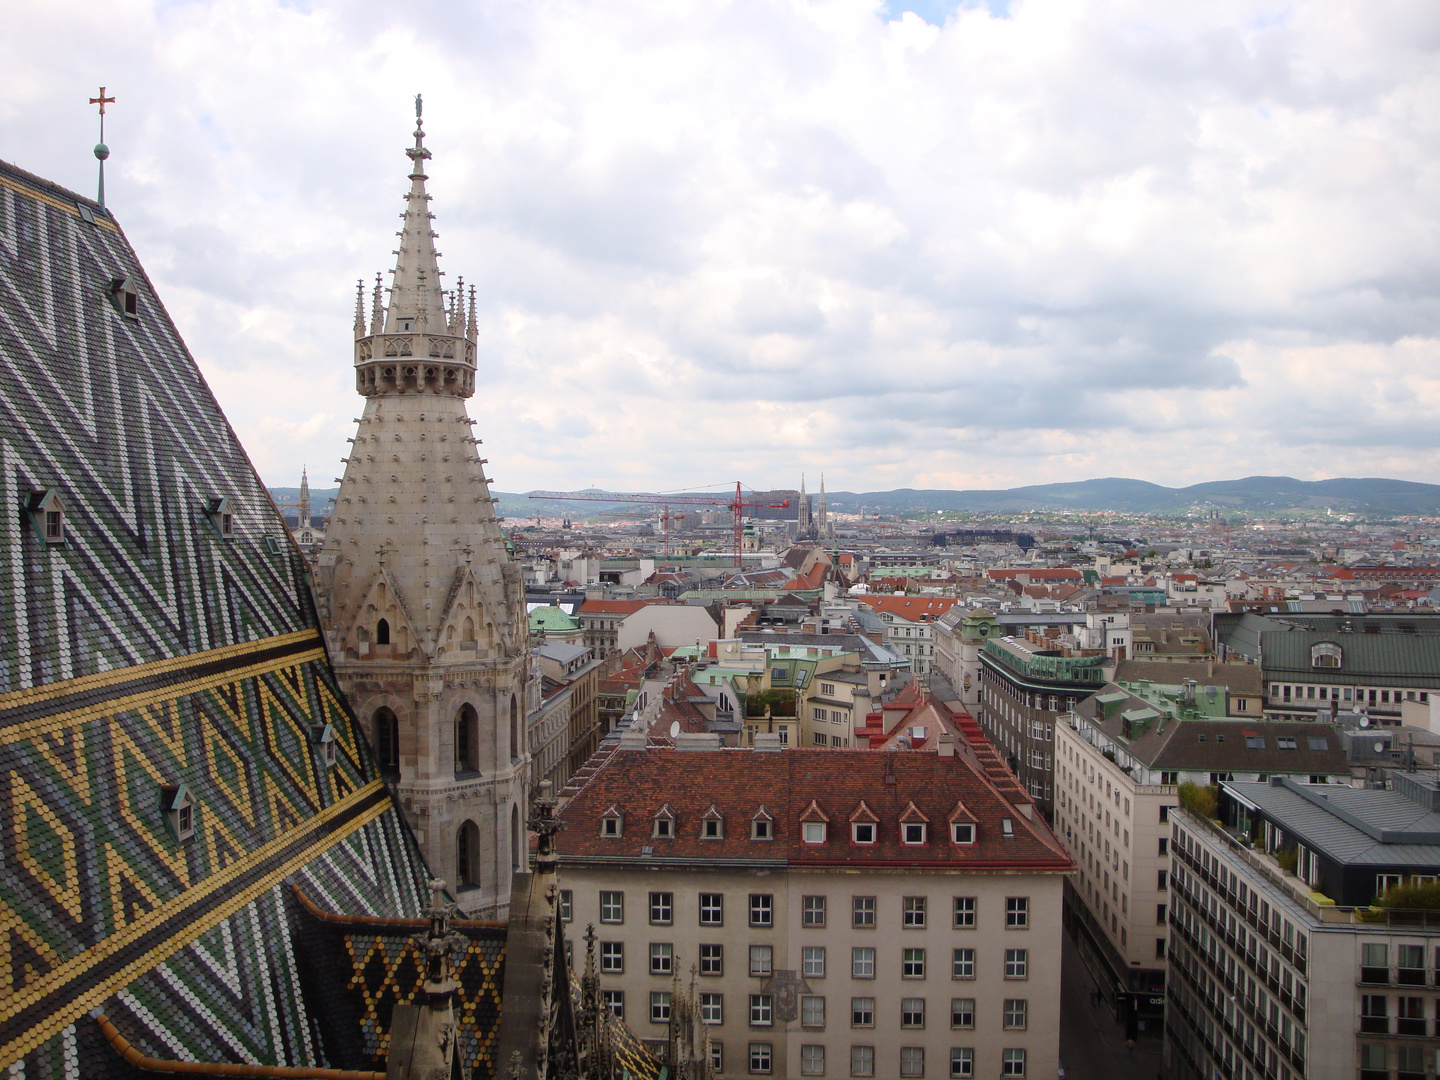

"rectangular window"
[649,892,673,925]
[851,997,875,1027]
[852,947,876,978]
[951,822,975,844]
[801,995,826,1028]
[1002,1048,1026,1077]
[853,896,876,928]
[1157,870,1168,891]
[801,1044,826,1076]
[1002,999,1028,1030]
[600,941,624,974]
[903,948,927,979]
[750,994,773,1027]
[650,942,674,975]
[750,894,773,927]
[1004,949,1028,979]
[749,1042,772,1075]
[904,897,927,928]
[803,895,827,927]
[851,1045,875,1077]
[700,992,723,1025]
[1005,897,1029,927]
[700,943,723,976]
[600,891,623,923]
[952,948,975,980]
[803,945,826,978]
[803,821,827,842]
[953,897,976,928]
[900,1046,925,1078]
[749,944,773,977]
[901,997,925,1028]
[700,893,724,926]
[903,822,927,844]
[950,998,975,1029]
[601,989,624,1019]
[650,991,672,1024]
[559,890,573,922]
[950,1047,974,1078]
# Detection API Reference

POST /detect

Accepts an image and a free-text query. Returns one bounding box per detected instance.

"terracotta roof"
[580,598,654,615]
[855,596,959,621]
[555,748,1073,869]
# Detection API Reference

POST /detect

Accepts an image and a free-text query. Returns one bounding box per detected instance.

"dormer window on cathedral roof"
[108,274,139,320]
[160,783,196,843]
[25,489,65,545]
[204,496,234,539]
[311,722,339,769]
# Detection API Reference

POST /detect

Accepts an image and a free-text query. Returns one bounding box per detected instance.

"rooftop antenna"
[88,86,116,209]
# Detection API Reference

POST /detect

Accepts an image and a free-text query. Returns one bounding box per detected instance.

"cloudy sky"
[6,0,1439,495]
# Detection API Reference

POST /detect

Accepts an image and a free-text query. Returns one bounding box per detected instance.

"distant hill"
[269,477,1440,519]
[825,476,1440,516]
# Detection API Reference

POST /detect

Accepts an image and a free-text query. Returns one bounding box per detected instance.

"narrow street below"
[1059,927,1165,1080]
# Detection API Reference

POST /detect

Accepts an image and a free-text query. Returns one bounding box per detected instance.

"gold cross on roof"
[89,87,115,115]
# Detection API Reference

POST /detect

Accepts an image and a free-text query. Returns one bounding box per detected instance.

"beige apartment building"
[1055,684,1348,1037]
[555,740,1073,1079]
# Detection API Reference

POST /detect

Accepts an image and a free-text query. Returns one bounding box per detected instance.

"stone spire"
[352,94,476,399]
[817,473,829,539]
[797,474,811,537]
[316,103,531,919]
[298,466,311,527]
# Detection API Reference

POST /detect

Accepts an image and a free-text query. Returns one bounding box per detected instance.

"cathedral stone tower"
[315,99,530,917]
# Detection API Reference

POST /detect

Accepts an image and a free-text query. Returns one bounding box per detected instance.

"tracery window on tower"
[510,694,520,762]
[456,820,480,888]
[455,704,479,775]
[376,618,390,645]
[373,708,400,778]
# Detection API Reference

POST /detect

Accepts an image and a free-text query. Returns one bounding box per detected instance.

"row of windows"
[608,989,1033,1033]
[604,1036,1028,1079]
[568,891,1026,928]
[607,810,979,847]
[596,940,1030,981]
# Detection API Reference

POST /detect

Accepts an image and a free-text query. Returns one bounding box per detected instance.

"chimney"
[937,732,956,758]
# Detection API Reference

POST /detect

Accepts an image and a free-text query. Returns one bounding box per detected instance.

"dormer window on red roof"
[899,802,929,845]
[652,804,676,839]
[849,800,879,844]
[948,800,978,845]
[800,799,829,844]
[751,806,774,841]
[701,804,724,840]
[601,804,624,838]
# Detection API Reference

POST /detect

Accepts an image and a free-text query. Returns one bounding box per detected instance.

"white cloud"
[4,0,1439,493]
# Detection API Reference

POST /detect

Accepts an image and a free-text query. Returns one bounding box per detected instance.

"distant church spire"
[298,466,311,526]
[797,474,811,537]
[818,473,831,540]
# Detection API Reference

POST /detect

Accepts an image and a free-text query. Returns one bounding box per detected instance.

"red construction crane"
[528,483,790,567]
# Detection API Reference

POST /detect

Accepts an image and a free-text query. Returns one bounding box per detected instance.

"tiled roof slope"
[0,162,433,1077]
[555,747,1073,870]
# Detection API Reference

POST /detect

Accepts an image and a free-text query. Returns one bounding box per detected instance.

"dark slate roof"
[1073,684,1349,774]
[555,746,1074,870]
[0,160,433,1078]
[1226,777,1440,867]
[1260,628,1440,686]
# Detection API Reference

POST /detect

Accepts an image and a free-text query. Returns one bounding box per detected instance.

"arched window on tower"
[510,694,520,763]
[373,707,399,778]
[455,704,479,775]
[511,803,523,872]
[376,618,390,646]
[456,820,480,889]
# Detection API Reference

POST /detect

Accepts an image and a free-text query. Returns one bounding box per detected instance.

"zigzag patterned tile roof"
[0,159,440,1078]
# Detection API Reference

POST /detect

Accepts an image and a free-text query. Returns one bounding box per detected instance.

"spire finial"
[353,279,365,337]
[89,86,116,209]
[370,272,384,335]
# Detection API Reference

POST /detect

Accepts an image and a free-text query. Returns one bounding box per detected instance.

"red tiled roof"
[987,568,1084,581]
[855,596,959,621]
[555,747,1071,869]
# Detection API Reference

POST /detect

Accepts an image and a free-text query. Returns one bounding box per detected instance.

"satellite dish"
[1360,716,1370,728]
[669,721,681,738]
[1375,741,1386,753]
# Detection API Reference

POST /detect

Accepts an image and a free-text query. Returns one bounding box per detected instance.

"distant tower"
[797,474,812,538]
[298,465,311,527]
[818,473,832,541]
[315,97,531,917]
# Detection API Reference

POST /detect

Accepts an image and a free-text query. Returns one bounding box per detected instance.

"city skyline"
[6,0,1438,492]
